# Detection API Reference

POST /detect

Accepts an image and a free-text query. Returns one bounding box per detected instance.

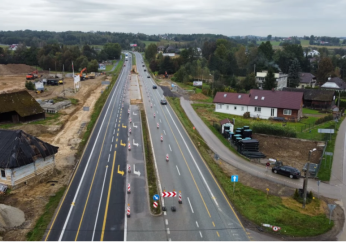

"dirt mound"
[0,204,25,228]
[0,64,36,75]
[190,93,208,101]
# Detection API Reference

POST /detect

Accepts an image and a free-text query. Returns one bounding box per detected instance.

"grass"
[131,52,136,65]
[257,40,281,46]
[69,98,79,105]
[105,64,114,72]
[167,97,333,237]
[141,109,161,214]
[26,186,66,241]
[302,108,322,115]
[142,40,191,48]
[76,54,124,159]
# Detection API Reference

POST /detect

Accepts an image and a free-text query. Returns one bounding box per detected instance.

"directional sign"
[122,124,127,128]
[231,175,238,182]
[120,140,126,147]
[318,129,334,134]
[117,165,124,176]
[153,194,160,201]
[162,191,177,197]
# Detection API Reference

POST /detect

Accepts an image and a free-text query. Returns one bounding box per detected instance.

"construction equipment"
[26,70,39,80]
[58,80,63,84]
[79,68,87,81]
[89,72,96,79]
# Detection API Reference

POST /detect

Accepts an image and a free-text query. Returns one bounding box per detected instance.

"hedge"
[315,114,334,125]
[252,123,297,137]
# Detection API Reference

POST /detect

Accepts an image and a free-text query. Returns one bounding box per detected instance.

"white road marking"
[165,219,168,225]
[92,166,108,241]
[163,130,166,135]
[187,197,194,213]
[113,129,115,134]
[112,136,114,142]
[117,114,118,118]
[199,231,203,238]
[164,211,167,216]
[196,221,199,227]
[169,144,172,151]
[108,154,110,162]
[160,119,162,123]
[176,165,180,176]
[167,228,170,235]
[57,66,125,241]
[110,145,112,152]
[116,119,118,123]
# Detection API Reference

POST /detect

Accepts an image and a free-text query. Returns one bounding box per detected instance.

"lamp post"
[303,148,317,209]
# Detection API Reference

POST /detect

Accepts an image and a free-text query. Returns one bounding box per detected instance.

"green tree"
[288,58,301,87]
[25,81,35,90]
[258,41,274,61]
[88,59,99,72]
[317,57,334,84]
[267,35,272,41]
[241,73,257,91]
[262,69,276,90]
[145,43,157,62]
[103,43,121,59]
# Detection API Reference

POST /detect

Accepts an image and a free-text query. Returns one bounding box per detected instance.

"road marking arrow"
[120,140,126,146]
[133,164,141,177]
[133,112,137,115]
[133,123,138,128]
[122,124,127,128]
[133,139,138,146]
[117,165,124,176]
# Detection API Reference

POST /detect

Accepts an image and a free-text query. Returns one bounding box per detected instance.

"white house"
[256,71,288,90]
[0,129,58,189]
[304,50,320,57]
[213,89,303,120]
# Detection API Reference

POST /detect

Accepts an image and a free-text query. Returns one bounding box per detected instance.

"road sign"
[318,129,334,134]
[162,191,177,197]
[153,201,158,208]
[328,204,336,224]
[325,152,334,156]
[272,226,281,232]
[231,175,238,182]
[153,194,159,201]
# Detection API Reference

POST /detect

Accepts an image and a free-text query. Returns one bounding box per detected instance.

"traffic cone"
[166,154,169,162]
[127,204,130,217]
[157,123,159,129]
[128,165,131,173]
[128,143,131,151]
[130,118,132,123]
[178,191,182,204]
[161,135,163,142]
[129,128,131,134]
[127,183,131,194]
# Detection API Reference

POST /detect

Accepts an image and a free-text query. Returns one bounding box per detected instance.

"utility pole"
[302,162,310,209]
[62,64,65,97]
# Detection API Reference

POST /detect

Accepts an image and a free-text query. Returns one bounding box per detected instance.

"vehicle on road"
[272,165,300,179]
[160,99,167,105]
[152,85,157,89]
[147,75,150,78]
[142,64,144,67]
[144,69,146,72]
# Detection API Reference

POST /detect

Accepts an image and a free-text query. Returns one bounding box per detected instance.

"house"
[304,50,320,57]
[283,87,335,109]
[256,71,288,90]
[0,90,45,123]
[166,46,176,53]
[40,100,72,114]
[8,44,18,51]
[219,118,234,134]
[0,129,58,189]
[321,77,346,91]
[157,45,165,52]
[298,73,316,88]
[213,89,303,120]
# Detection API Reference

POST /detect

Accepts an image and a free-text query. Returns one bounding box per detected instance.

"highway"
[135,52,250,241]
[45,55,131,241]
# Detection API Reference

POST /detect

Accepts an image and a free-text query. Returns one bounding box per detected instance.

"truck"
[47,79,59,86]
[125,56,128,61]
[89,72,96,79]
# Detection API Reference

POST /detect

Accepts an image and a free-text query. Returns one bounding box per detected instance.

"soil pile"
[0,204,25,228]
[0,64,36,75]
[190,93,208,101]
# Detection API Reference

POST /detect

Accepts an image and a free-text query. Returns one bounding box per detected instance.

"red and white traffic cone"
[166,154,169,162]
[128,165,131,173]
[128,109,130,115]
[130,118,132,123]
[178,191,182,204]
[151,103,152,108]
[127,183,131,194]
[129,127,131,134]
[157,123,159,129]
[128,143,131,151]
[127,204,131,217]
[160,135,163,142]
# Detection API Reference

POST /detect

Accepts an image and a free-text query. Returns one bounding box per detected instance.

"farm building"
[0,90,45,123]
[40,100,72,113]
[283,88,335,109]
[298,73,316,89]
[321,77,346,91]
[0,129,58,189]
[213,89,303,120]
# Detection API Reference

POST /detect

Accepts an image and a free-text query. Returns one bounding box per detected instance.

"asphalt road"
[135,52,250,241]
[45,57,132,241]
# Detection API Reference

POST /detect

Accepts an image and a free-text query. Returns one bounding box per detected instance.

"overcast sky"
[1,0,345,37]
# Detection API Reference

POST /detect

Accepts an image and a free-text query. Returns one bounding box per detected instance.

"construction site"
[0,64,110,240]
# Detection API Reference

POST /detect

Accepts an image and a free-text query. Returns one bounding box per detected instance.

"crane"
[26,70,39,80]
[79,67,87,81]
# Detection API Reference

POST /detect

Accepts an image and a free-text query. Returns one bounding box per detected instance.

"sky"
[0,0,345,37]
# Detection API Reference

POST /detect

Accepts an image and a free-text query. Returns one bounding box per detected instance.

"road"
[135,52,250,241]
[45,57,131,241]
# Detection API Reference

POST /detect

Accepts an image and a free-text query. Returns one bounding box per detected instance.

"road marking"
[216,231,220,237]
[165,219,168,225]
[176,166,180,176]
[115,144,117,148]
[116,138,118,142]
[187,197,194,213]
[117,114,118,118]
[112,136,114,142]
[160,119,162,123]
[164,211,166,216]
[116,119,117,123]
[118,128,119,132]
[108,154,110,162]
[53,67,125,241]
[101,151,117,240]
[91,166,108,241]
[199,231,203,238]
[117,133,119,136]
[110,145,112,152]
[212,221,215,227]
[163,130,166,135]
[196,221,199,227]
[113,129,115,134]
[114,123,117,128]
[169,144,172,151]
[166,228,170,235]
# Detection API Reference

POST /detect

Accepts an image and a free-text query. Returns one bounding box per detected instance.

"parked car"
[144,69,147,72]
[152,85,157,89]
[147,75,150,78]
[160,99,167,105]
[47,79,59,86]
[272,165,300,179]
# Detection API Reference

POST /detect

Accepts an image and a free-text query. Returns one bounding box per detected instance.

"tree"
[88,59,99,72]
[145,43,157,62]
[287,58,301,87]
[267,35,272,41]
[103,43,121,59]
[317,57,334,84]
[240,73,257,91]
[262,69,276,90]
[258,41,274,61]
[235,46,248,70]
[25,81,35,90]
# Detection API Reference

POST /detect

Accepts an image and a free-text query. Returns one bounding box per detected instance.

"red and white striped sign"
[162,191,177,197]
[127,204,131,217]
[153,201,158,208]
[127,183,131,193]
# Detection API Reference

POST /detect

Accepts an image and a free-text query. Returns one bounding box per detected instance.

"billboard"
[193,81,203,86]
[130,44,137,47]
[99,64,106,70]
[74,75,80,84]
[35,82,44,90]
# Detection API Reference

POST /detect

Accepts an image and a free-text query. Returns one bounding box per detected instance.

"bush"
[25,81,35,90]
[252,123,297,137]
[338,99,346,109]
[315,114,333,125]
[243,112,250,118]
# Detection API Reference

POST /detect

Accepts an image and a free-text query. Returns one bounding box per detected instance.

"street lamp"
[308,148,317,161]
[303,148,317,209]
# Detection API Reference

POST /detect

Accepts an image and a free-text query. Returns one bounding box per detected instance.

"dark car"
[144,69,147,72]
[152,85,157,89]
[147,75,150,78]
[272,165,300,179]
[160,99,167,105]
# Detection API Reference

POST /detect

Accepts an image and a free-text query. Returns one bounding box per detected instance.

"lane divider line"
[187,197,194,213]
[196,221,199,227]
[176,166,181,176]
[169,144,172,152]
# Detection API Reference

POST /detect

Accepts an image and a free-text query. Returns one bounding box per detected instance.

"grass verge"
[131,52,136,65]
[76,54,124,159]
[141,109,161,214]
[26,186,66,241]
[167,97,333,237]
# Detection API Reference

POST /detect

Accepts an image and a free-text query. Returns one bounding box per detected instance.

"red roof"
[213,90,303,110]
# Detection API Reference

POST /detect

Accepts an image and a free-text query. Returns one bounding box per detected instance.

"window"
[234,106,237,110]
[226,105,229,110]
[255,96,258,99]
[283,109,292,115]
[261,96,265,100]
[0,169,5,178]
[238,95,241,99]
[218,104,222,109]
[271,108,274,116]
[241,106,244,111]
[224,94,227,97]
[255,107,261,112]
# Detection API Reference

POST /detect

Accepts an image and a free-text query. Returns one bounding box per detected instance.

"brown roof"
[214,90,303,110]
[283,87,335,102]
[220,118,231,125]
[299,72,316,84]
[0,90,44,117]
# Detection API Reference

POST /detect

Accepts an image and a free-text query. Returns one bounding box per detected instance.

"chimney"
[328,76,331,81]
[272,88,275,92]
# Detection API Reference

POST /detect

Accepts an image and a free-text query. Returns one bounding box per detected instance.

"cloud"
[0,0,345,36]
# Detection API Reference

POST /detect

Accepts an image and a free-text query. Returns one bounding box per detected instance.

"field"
[142,39,191,48]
